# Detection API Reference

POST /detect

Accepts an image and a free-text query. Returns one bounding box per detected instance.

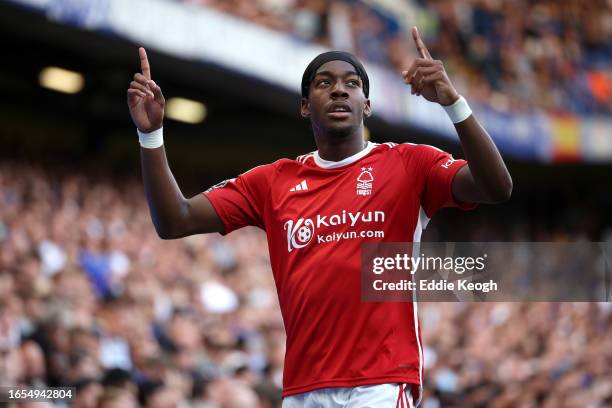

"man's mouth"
[327,102,352,119]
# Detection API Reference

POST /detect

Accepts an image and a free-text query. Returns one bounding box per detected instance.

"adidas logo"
[290,180,308,192]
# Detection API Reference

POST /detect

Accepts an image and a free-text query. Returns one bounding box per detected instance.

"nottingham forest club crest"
[357,167,374,196]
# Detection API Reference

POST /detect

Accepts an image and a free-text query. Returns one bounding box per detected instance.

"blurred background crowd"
[1,164,284,408]
[182,0,611,114]
[1,163,611,408]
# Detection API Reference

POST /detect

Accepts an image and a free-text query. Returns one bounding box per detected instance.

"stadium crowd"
[1,162,611,407]
[182,0,611,114]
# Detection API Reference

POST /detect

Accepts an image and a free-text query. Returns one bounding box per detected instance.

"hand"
[401,27,459,106]
[127,47,165,132]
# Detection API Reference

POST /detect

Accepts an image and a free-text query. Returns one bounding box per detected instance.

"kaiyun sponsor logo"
[284,210,386,252]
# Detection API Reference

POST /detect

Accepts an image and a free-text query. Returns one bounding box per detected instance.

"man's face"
[301,60,371,137]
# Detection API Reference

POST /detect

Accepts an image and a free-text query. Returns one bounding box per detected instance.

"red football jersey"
[203,142,476,403]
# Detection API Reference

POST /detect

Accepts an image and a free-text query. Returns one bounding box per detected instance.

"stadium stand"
[182,0,611,114]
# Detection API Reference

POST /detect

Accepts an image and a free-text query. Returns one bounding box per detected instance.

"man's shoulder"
[260,155,315,172]
[375,142,447,158]
[370,143,452,176]
[294,152,316,165]
[370,141,417,160]
[255,153,316,171]
[244,155,314,177]
[374,141,440,152]
[374,141,401,150]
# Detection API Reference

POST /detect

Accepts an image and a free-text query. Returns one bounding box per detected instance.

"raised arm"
[127,47,223,239]
[402,27,513,204]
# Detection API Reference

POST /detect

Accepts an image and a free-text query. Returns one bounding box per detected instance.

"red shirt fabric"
[203,142,476,403]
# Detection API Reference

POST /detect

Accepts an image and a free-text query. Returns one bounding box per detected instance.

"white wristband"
[443,96,472,124]
[137,127,164,149]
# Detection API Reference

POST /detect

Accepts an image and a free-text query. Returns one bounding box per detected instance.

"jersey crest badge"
[357,167,374,196]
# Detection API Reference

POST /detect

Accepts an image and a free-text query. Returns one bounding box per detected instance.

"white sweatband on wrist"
[443,96,472,124]
[137,127,164,149]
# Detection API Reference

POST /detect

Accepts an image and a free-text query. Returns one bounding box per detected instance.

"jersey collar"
[313,141,375,169]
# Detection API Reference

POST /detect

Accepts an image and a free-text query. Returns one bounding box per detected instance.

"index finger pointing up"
[412,26,432,60]
[139,47,151,80]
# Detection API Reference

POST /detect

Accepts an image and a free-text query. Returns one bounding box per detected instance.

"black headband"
[301,51,370,99]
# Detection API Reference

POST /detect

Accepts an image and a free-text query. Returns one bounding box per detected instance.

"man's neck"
[314,128,367,162]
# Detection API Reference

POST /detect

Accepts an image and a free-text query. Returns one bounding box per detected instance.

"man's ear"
[364,99,372,118]
[300,97,310,118]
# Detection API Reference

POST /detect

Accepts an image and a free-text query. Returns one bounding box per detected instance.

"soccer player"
[127,27,512,408]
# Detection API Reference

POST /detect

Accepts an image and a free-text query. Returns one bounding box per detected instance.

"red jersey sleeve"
[203,164,273,235]
[399,144,477,218]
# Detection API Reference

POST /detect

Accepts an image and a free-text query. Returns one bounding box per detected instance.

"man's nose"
[330,80,349,98]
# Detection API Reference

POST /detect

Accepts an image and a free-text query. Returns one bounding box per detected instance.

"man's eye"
[347,80,359,87]
[318,80,330,86]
